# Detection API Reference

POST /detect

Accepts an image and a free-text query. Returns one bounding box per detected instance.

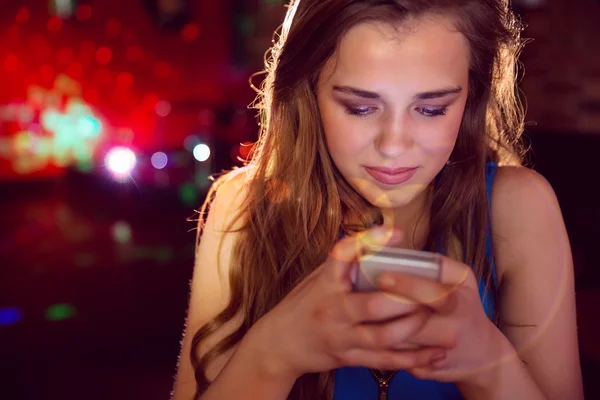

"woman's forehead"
[319,15,470,94]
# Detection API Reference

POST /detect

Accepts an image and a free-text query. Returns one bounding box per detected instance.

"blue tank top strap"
[480,162,498,319]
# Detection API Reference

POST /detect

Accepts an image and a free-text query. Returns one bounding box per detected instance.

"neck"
[381,185,432,250]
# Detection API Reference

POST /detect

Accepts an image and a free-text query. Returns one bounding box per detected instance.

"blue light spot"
[0,307,23,326]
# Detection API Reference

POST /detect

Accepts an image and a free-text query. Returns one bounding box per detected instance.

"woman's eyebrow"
[332,85,462,100]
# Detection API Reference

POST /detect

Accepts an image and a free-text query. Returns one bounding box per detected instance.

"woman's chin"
[350,177,428,208]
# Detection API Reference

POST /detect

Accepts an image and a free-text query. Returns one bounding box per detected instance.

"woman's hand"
[376,255,511,387]
[247,226,448,381]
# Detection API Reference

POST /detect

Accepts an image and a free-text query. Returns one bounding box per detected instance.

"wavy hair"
[191,0,527,398]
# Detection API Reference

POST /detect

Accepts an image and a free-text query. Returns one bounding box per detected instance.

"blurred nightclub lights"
[181,23,201,41]
[142,93,160,109]
[105,18,122,38]
[115,72,134,90]
[66,62,83,79]
[45,303,76,321]
[57,46,75,65]
[116,128,135,143]
[0,75,104,174]
[95,46,113,65]
[52,0,76,18]
[179,183,197,206]
[154,169,170,187]
[105,147,136,176]
[15,7,30,23]
[4,53,19,72]
[155,100,171,117]
[75,4,92,21]
[183,135,200,151]
[153,61,172,79]
[112,221,132,244]
[47,16,63,33]
[195,172,212,189]
[198,109,215,127]
[0,307,22,326]
[151,151,168,169]
[125,45,144,62]
[193,144,210,162]
[239,141,255,161]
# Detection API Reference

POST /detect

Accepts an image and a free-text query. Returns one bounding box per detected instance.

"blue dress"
[333,162,499,400]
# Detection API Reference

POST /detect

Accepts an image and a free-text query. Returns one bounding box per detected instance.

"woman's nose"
[374,113,415,157]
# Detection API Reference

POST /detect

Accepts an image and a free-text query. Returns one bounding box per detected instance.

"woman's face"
[317,14,470,209]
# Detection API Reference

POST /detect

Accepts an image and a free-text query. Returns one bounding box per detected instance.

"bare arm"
[467,167,584,399]
[171,169,295,400]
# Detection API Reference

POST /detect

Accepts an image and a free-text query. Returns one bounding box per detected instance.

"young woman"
[172,1,584,399]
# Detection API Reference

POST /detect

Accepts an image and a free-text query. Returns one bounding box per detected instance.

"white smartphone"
[352,245,442,292]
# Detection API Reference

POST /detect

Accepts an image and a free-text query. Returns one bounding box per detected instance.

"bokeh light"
[125,45,143,62]
[155,100,171,117]
[193,144,210,162]
[4,53,19,71]
[46,303,76,321]
[75,4,92,21]
[15,7,30,24]
[181,24,201,41]
[183,135,200,152]
[66,62,83,79]
[153,62,171,79]
[115,72,134,90]
[47,16,63,33]
[151,152,168,169]
[112,221,132,244]
[179,184,197,206]
[0,307,22,326]
[57,47,75,65]
[95,46,113,65]
[105,147,136,175]
[239,141,255,161]
[105,18,122,38]
[78,115,102,138]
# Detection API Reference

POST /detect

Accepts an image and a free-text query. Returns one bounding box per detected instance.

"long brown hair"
[191,0,527,398]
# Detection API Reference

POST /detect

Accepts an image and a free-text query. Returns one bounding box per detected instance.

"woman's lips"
[364,166,418,185]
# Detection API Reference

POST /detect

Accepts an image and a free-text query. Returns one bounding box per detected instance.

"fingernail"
[378,273,396,288]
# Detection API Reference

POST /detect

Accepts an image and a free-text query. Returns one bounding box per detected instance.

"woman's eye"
[416,106,448,117]
[344,106,375,117]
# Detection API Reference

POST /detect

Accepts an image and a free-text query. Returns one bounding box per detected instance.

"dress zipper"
[370,369,398,400]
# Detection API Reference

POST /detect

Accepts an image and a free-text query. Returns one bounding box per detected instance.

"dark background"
[1,1,599,399]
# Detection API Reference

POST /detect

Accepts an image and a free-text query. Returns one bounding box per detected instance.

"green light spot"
[79,115,102,137]
[112,221,132,243]
[46,303,76,321]
[76,159,93,172]
[179,184,197,206]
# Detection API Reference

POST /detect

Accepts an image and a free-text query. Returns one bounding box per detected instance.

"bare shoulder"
[491,165,557,209]
[489,166,563,282]
[204,166,252,232]
[488,167,583,399]
[172,166,252,398]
